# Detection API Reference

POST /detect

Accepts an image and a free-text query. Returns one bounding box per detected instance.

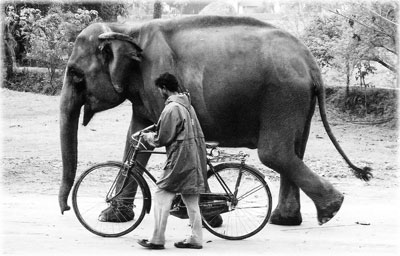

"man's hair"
[154,72,180,92]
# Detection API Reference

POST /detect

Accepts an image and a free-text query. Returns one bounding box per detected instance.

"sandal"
[174,241,203,249]
[137,239,165,250]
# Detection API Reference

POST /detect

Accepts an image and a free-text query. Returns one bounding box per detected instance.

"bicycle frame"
[206,161,237,199]
[106,131,244,207]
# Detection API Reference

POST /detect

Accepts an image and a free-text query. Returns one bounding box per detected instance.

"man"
[137,72,208,250]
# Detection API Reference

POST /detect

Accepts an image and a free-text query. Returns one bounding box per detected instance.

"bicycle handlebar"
[131,124,156,139]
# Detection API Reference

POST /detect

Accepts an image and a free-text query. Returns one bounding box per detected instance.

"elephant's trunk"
[59,78,84,214]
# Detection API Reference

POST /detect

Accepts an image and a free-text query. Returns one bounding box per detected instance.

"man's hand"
[142,132,156,147]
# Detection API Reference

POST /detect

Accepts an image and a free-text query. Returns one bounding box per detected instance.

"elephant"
[59,15,372,226]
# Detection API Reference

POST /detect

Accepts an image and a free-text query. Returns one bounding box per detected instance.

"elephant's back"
[150,15,276,32]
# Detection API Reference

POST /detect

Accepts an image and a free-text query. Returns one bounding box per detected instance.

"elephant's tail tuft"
[352,166,373,182]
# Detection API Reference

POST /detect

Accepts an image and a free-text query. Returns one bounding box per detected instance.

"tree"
[3,5,44,66]
[3,5,18,78]
[329,1,397,73]
[63,2,129,22]
[302,15,343,69]
[302,1,398,92]
[25,6,100,84]
[153,1,163,19]
[354,61,377,87]
[302,14,360,92]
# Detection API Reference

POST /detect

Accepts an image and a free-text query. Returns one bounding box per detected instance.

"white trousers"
[149,187,203,246]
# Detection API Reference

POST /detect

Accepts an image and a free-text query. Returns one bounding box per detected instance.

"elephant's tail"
[312,72,372,181]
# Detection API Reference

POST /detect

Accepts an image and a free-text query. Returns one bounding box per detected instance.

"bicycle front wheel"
[72,162,148,237]
[202,163,272,240]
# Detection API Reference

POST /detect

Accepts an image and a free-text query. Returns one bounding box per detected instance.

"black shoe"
[174,241,202,249]
[138,239,165,250]
[98,202,134,222]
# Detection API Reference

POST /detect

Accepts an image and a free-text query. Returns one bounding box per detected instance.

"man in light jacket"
[138,72,208,250]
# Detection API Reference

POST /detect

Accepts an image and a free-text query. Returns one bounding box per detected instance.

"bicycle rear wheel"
[72,162,148,237]
[202,163,272,240]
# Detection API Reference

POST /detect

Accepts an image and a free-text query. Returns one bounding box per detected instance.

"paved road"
[2,180,398,256]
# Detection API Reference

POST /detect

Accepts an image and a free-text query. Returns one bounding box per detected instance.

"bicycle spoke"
[203,163,272,240]
[235,205,269,210]
[236,184,265,201]
[77,201,106,215]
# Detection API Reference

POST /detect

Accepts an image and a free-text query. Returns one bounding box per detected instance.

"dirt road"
[1,89,399,255]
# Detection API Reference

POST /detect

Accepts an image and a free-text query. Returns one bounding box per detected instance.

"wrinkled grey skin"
[59,16,371,225]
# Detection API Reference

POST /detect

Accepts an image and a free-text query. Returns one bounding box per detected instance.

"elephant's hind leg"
[257,91,343,225]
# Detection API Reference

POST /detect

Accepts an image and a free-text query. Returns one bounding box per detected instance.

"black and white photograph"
[1,0,398,255]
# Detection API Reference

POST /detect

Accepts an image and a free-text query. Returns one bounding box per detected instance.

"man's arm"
[143,105,184,148]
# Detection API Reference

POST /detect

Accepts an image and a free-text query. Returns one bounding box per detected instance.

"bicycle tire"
[72,161,149,237]
[201,163,272,240]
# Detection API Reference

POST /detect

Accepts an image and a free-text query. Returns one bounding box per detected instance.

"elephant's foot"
[98,203,135,223]
[316,193,344,225]
[204,214,223,228]
[269,208,302,226]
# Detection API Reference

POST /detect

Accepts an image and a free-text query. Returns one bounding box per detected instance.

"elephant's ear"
[98,32,143,93]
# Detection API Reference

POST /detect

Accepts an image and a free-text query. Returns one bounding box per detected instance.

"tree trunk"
[345,60,351,96]
[153,1,162,19]
[3,38,14,80]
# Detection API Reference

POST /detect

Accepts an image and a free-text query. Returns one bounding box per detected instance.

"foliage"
[3,2,121,67]
[302,15,343,68]
[3,70,63,95]
[302,1,397,91]
[340,1,398,72]
[61,1,129,22]
[5,5,101,85]
[354,61,377,87]
[326,86,397,125]
[4,5,43,65]
[302,14,360,89]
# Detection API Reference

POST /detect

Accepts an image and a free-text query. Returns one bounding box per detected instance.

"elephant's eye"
[68,66,85,91]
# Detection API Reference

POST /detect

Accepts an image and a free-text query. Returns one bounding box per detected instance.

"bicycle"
[72,125,272,240]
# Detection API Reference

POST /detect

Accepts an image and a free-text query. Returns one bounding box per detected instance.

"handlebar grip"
[142,124,156,132]
[132,124,156,138]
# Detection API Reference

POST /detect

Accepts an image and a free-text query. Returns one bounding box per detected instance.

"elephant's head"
[59,24,143,213]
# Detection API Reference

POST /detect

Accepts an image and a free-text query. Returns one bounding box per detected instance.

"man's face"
[158,87,169,100]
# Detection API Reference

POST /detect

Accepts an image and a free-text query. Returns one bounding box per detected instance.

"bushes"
[325,86,398,124]
[3,70,63,95]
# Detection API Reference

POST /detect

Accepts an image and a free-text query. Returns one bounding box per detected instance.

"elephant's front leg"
[270,176,302,225]
[99,112,154,222]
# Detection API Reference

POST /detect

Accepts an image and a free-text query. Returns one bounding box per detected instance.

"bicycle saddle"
[205,141,219,149]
